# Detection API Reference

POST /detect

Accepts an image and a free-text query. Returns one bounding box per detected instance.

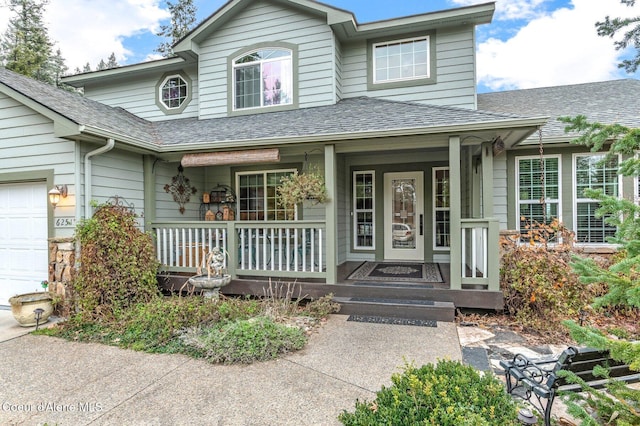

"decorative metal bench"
[500,346,640,426]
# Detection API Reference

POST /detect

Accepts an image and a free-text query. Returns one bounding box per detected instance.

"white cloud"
[475,0,640,90]
[452,0,552,20]
[0,0,169,71]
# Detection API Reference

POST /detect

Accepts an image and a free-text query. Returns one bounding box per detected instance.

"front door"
[383,172,424,261]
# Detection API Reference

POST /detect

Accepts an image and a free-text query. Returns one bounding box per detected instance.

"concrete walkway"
[0,311,462,425]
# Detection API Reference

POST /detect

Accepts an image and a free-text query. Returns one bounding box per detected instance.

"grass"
[37,290,340,364]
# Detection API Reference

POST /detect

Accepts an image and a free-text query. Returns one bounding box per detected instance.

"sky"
[0,0,639,93]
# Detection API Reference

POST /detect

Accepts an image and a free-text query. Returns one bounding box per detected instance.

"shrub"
[339,360,521,426]
[71,204,160,321]
[179,316,307,364]
[500,220,598,331]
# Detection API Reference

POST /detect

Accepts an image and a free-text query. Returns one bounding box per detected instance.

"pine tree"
[155,0,197,57]
[596,0,640,72]
[106,52,118,69]
[47,48,69,88]
[0,0,56,83]
[96,58,108,71]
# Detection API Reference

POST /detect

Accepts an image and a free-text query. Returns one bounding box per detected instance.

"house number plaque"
[55,217,76,228]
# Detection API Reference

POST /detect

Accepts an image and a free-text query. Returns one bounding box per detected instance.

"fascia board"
[61,57,188,86]
[79,125,160,152]
[174,0,354,52]
[336,2,495,40]
[153,116,548,153]
[173,0,244,51]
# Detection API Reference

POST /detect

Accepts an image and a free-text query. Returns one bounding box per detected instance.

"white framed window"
[236,169,295,221]
[433,167,450,250]
[516,155,562,238]
[233,48,293,110]
[353,171,375,250]
[156,72,192,114]
[373,36,429,84]
[573,153,621,244]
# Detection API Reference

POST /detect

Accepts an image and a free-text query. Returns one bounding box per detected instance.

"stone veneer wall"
[48,237,75,303]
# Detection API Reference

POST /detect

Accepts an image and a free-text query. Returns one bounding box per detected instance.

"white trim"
[432,166,450,251]
[232,48,293,111]
[572,153,622,245]
[235,168,297,221]
[352,170,375,251]
[158,74,188,111]
[383,171,424,261]
[514,154,562,232]
[372,35,430,84]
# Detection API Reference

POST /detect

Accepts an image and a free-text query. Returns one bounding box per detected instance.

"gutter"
[84,138,115,218]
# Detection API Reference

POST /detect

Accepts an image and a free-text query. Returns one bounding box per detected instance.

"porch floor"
[336,261,450,289]
[159,261,502,312]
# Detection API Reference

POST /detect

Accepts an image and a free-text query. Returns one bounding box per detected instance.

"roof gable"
[174,0,495,56]
[173,0,354,56]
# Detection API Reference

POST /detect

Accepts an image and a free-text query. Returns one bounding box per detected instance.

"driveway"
[0,312,462,425]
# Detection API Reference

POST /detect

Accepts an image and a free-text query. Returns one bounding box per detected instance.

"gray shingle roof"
[154,97,528,146]
[0,67,157,144]
[1,67,535,148]
[478,79,640,141]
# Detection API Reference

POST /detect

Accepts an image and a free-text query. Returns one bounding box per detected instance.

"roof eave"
[61,57,189,87]
[334,2,495,41]
[154,116,547,153]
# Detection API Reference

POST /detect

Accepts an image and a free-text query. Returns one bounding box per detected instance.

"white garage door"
[0,182,49,305]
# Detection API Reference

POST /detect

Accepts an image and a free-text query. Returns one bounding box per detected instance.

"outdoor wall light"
[48,184,68,209]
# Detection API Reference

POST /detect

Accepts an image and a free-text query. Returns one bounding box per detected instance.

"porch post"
[449,136,462,290]
[143,155,156,231]
[482,142,500,292]
[481,142,494,218]
[324,144,337,284]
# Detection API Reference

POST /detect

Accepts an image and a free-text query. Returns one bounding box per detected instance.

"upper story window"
[373,36,430,84]
[161,76,187,108]
[233,49,293,111]
[155,72,192,115]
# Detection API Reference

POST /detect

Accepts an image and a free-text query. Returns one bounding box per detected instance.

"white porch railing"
[152,221,326,279]
[460,218,500,291]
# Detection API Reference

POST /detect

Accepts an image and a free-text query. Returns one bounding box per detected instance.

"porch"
[153,218,504,317]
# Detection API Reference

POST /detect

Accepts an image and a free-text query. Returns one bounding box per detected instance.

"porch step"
[333,297,455,322]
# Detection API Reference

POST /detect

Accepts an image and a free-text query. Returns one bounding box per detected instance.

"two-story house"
[1,0,637,319]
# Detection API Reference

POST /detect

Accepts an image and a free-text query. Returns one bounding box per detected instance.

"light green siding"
[82,65,199,121]
[84,147,146,219]
[198,0,336,119]
[155,162,205,221]
[0,93,76,238]
[341,26,478,108]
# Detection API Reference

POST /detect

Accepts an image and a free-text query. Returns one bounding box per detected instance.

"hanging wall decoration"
[164,165,197,214]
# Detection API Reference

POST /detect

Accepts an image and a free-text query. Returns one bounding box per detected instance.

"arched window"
[233,48,293,110]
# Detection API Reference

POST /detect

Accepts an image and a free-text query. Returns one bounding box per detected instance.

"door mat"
[347,315,437,327]
[347,262,443,282]
[349,297,435,305]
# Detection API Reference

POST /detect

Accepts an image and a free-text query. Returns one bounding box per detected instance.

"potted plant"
[276,170,328,218]
[8,280,54,327]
